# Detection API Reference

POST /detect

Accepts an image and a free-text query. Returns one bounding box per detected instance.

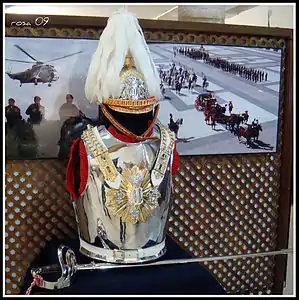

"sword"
[28,245,293,291]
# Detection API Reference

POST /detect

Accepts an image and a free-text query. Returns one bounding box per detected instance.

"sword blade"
[33,248,293,275]
[78,248,293,271]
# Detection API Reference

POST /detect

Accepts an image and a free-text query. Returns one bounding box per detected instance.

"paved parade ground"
[148,43,282,155]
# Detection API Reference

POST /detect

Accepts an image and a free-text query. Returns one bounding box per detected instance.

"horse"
[215,104,225,114]
[238,124,263,146]
[214,111,226,124]
[212,105,226,124]
[249,124,263,141]
[225,114,244,131]
[168,118,183,139]
[57,115,96,159]
[209,113,216,130]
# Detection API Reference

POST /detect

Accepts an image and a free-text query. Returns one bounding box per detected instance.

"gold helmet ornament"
[102,51,158,115]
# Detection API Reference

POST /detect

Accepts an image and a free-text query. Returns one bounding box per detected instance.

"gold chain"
[101,104,160,141]
[82,122,175,186]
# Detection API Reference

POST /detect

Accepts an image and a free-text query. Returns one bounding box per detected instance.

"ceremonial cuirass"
[73,124,175,263]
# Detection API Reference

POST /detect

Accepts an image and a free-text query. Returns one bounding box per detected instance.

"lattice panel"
[5,153,282,295]
[168,154,281,295]
[5,160,77,295]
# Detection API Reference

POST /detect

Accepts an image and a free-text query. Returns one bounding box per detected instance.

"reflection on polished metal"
[31,245,293,290]
[178,5,226,23]
[75,123,175,264]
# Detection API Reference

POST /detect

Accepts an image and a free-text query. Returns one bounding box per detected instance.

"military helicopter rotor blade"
[5,58,34,64]
[14,44,39,62]
[44,51,83,63]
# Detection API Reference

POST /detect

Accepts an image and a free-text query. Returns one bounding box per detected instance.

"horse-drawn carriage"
[194,92,216,111]
[195,92,253,136]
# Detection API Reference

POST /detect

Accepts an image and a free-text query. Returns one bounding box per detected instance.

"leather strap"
[80,238,166,263]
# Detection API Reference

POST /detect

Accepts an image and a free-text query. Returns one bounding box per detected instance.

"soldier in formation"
[176,46,269,83]
[159,62,198,94]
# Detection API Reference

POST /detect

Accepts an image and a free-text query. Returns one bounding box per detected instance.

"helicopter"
[6,45,83,87]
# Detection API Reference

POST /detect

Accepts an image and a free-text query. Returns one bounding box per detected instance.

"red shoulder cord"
[172,142,180,176]
[66,138,80,200]
[66,138,88,200]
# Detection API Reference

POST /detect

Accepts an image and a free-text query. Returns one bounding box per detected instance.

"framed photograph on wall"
[4,37,284,160]
[5,16,287,160]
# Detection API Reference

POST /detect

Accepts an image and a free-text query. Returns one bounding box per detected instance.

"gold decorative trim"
[82,125,118,182]
[102,97,157,107]
[102,96,157,114]
[152,123,176,182]
[5,27,286,50]
[106,105,154,114]
[81,123,174,224]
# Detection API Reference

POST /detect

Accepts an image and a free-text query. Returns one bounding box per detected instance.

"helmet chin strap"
[101,104,160,141]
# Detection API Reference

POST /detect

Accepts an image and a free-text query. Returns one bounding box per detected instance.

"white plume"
[85,8,161,104]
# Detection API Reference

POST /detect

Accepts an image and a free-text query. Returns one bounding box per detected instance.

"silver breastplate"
[73,124,175,263]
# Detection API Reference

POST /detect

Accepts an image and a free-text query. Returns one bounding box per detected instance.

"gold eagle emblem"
[106,166,161,224]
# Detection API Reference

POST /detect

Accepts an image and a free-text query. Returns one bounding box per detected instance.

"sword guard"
[30,245,77,290]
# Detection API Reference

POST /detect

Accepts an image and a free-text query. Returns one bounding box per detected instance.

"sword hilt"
[31,264,61,276]
[31,245,77,290]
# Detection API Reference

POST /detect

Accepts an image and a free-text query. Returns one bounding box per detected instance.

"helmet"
[85,10,160,116]
[70,8,176,265]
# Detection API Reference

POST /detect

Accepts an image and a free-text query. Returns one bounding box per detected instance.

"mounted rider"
[252,118,259,127]
[228,100,233,114]
[242,110,249,124]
